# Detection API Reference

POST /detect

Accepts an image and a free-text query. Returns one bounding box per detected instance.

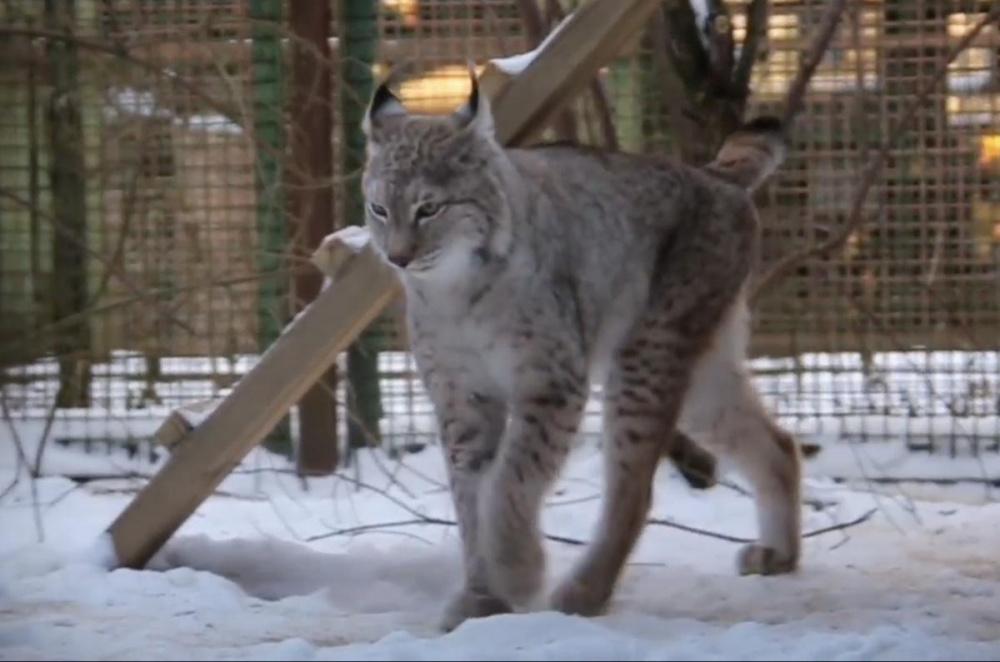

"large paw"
[439,589,513,632]
[736,544,798,576]
[484,536,546,606]
[549,578,612,617]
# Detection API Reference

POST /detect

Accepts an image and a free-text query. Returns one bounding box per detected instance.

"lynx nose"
[388,251,413,268]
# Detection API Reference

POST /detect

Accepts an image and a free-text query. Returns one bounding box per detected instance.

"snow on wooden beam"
[489,0,663,146]
[107,229,400,569]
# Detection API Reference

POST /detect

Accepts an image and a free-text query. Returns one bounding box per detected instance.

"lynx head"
[361,69,513,281]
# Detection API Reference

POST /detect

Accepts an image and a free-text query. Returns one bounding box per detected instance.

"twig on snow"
[0,395,44,541]
[305,516,587,546]
[648,507,878,544]
[306,508,879,548]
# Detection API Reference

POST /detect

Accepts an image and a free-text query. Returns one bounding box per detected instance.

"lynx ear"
[454,62,494,139]
[363,79,407,137]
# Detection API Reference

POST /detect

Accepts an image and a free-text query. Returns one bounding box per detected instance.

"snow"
[490,13,572,76]
[331,226,373,253]
[1,429,999,660]
[104,87,243,134]
[2,344,999,659]
[688,0,711,48]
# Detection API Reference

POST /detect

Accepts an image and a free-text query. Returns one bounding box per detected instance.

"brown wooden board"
[107,235,399,568]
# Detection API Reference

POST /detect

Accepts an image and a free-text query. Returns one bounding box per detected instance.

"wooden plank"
[491,0,662,146]
[106,0,653,569]
[107,232,400,568]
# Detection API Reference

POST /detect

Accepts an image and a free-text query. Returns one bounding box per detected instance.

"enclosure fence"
[0,0,998,466]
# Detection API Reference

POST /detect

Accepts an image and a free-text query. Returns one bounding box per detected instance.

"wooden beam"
[107,231,399,568]
[491,0,662,146]
[106,0,650,569]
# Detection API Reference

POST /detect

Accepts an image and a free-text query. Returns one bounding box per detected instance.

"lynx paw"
[484,536,546,606]
[439,589,513,632]
[549,578,612,617]
[736,543,798,576]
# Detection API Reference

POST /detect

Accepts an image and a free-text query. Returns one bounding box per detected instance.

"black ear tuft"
[454,60,481,125]
[370,81,404,119]
[466,61,480,117]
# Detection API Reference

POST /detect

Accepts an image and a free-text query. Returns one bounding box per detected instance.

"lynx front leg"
[426,376,511,631]
[551,335,698,616]
[478,371,588,607]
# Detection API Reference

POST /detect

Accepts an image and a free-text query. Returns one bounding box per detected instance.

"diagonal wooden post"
[109,232,399,568]
[105,0,659,569]
[489,0,661,146]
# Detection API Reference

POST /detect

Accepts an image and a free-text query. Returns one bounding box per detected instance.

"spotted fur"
[361,77,801,630]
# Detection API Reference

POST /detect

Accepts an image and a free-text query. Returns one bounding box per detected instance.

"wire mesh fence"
[0,0,997,466]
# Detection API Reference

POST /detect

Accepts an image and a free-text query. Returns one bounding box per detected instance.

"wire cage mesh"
[0,0,997,464]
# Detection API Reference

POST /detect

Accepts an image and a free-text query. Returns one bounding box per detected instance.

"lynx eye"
[368,202,388,218]
[414,201,441,223]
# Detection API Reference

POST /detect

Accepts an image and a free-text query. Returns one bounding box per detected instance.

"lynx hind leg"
[729,414,801,576]
[663,430,718,490]
[679,302,802,575]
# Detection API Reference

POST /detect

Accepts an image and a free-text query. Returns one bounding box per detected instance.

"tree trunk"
[45,0,91,407]
[288,0,339,475]
[250,0,292,456]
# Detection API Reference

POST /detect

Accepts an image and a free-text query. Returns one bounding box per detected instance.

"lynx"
[360,74,802,631]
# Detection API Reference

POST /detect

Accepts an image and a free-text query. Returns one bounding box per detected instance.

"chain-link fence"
[1,0,997,467]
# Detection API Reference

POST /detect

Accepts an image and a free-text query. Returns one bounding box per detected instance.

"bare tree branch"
[649,508,878,543]
[781,0,849,128]
[305,516,587,546]
[0,27,240,122]
[0,395,44,540]
[834,476,1000,487]
[704,0,735,95]
[733,0,767,99]
[305,507,879,547]
[517,0,547,43]
[802,508,877,539]
[588,77,619,151]
[647,517,751,543]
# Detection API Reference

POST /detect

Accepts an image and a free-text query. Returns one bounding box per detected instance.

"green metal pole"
[340,0,383,452]
[251,0,291,456]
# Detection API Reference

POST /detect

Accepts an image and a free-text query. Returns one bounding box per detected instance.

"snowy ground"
[2,427,999,660]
